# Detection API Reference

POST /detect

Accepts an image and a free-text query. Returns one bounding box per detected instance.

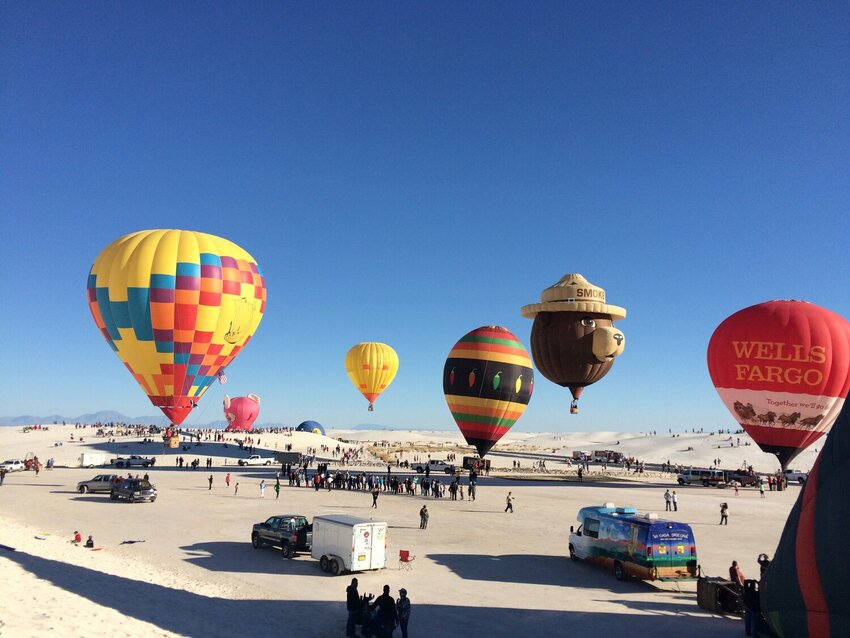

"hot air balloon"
[296,420,326,436]
[87,229,267,425]
[521,274,626,413]
[223,394,261,432]
[443,326,534,457]
[707,300,850,470]
[761,391,850,637]
[345,342,399,411]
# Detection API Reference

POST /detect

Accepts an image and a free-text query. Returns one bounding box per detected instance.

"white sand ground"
[0,424,814,638]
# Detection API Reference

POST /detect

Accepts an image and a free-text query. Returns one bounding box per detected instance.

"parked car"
[110,478,157,502]
[0,459,26,472]
[112,455,155,468]
[412,460,455,474]
[782,469,808,485]
[676,468,726,487]
[77,474,120,494]
[251,515,312,558]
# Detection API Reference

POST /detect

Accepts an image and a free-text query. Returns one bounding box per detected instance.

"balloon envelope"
[707,300,850,469]
[443,326,533,457]
[223,394,260,432]
[345,342,399,410]
[296,420,325,436]
[87,229,267,425]
[761,391,850,637]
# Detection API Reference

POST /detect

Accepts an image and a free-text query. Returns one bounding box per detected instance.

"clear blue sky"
[2,3,848,432]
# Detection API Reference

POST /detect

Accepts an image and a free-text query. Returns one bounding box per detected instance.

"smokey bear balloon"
[521,273,626,413]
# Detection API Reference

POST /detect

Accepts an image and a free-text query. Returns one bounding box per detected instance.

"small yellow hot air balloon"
[345,342,399,411]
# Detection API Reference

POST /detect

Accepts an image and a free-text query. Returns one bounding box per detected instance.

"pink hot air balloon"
[223,394,261,432]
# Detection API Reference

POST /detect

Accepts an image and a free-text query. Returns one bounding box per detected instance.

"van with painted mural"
[568,503,697,581]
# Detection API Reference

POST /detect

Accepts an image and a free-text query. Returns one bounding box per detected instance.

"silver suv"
[77,474,120,494]
[413,460,456,474]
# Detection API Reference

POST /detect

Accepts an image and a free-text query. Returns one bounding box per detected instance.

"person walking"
[274,480,281,500]
[208,475,213,490]
[505,491,514,513]
[345,577,361,638]
[672,491,678,512]
[720,502,729,525]
[419,505,429,530]
[396,588,411,638]
[371,485,380,508]
[759,481,765,498]
[234,482,239,495]
[259,480,266,498]
[664,489,672,511]
[225,472,231,488]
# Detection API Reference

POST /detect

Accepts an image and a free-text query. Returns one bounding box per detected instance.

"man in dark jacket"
[346,577,360,637]
[371,584,398,637]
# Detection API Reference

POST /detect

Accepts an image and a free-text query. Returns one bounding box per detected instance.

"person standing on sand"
[505,492,514,513]
[260,480,266,498]
[720,502,729,525]
[396,588,411,638]
[419,505,429,529]
[577,466,583,482]
[664,489,672,511]
[234,482,239,495]
[345,577,360,638]
[225,472,231,488]
[208,475,213,490]
[274,480,280,500]
[372,485,380,508]
[672,491,678,511]
[759,481,765,498]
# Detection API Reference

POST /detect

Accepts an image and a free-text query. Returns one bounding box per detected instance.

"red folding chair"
[399,549,415,570]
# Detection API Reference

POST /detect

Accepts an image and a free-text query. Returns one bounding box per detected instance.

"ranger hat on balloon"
[521,273,626,320]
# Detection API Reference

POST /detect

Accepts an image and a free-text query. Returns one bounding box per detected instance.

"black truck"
[251,514,312,559]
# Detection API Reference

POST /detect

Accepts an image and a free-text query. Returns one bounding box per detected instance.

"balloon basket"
[570,401,579,415]
[368,404,374,412]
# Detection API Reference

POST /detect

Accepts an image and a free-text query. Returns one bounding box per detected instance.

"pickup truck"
[112,455,155,468]
[0,459,26,472]
[783,469,808,485]
[412,460,455,474]
[238,454,275,466]
[251,515,312,558]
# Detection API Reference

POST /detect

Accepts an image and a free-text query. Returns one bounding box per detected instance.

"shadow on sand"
[1,549,737,637]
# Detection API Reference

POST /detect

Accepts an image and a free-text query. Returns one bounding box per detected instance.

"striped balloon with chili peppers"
[443,326,534,458]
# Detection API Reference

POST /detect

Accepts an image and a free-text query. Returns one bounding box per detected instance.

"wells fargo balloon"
[443,326,534,457]
[521,274,626,413]
[761,393,850,637]
[223,394,260,432]
[345,342,399,411]
[87,229,267,425]
[707,300,850,470]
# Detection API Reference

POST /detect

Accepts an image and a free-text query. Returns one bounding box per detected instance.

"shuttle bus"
[568,503,697,581]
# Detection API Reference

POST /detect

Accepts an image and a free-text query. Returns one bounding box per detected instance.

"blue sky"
[2,3,848,432]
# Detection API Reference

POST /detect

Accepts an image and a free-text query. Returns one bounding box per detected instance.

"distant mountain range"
[0,411,438,431]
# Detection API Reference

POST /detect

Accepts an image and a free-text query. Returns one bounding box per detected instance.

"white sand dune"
[0,424,813,637]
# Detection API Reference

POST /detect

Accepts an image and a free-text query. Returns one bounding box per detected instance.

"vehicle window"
[138,481,152,489]
[585,518,600,539]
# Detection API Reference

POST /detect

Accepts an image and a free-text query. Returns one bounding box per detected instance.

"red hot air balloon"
[443,326,534,457]
[707,300,850,470]
[223,394,260,432]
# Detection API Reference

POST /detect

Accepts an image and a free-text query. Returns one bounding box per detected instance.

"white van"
[677,468,726,487]
[311,515,387,575]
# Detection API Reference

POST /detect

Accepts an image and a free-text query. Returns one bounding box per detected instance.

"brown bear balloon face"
[521,274,626,411]
[529,311,625,393]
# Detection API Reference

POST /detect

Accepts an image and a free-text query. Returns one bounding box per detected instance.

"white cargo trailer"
[79,452,107,468]
[311,514,387,575]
